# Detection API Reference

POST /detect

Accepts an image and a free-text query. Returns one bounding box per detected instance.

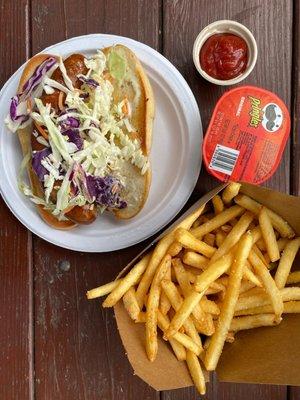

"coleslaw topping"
[6,49,149,218]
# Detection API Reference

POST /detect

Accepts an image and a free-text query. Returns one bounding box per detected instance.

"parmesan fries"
[88,182,300,396]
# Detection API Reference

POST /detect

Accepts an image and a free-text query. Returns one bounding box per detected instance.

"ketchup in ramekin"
[200,33,248,80]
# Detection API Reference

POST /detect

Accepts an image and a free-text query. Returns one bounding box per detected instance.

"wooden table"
[1,0,299,399]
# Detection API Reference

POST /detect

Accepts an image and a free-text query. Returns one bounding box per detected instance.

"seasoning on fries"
[87,183,300,396]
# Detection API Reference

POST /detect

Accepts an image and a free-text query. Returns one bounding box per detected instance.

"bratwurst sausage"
[40,54,88,111]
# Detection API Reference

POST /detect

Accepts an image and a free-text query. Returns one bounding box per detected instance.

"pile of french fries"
[87,183,300,396]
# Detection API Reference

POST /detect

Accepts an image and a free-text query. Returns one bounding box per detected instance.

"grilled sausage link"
[65,205,97,224]
[40,54,88,110]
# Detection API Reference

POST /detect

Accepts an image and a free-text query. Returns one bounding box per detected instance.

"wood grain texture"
[292,0,300,196]
[31,1,160,399]
[162,377,287,400]
[162,0,293,398]
[0,0,298,399]
[163,0,293,195]
[0,1,34,400]
[289,387,300,400]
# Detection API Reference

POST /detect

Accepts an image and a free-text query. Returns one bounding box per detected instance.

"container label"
[203,86,290,184]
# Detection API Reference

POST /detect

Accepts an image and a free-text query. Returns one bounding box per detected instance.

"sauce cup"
[193,20,258,86]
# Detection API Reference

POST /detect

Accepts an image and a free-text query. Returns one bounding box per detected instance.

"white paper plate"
[0,34,202,252]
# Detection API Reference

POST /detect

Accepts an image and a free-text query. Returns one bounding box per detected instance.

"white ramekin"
[193,20,258,86]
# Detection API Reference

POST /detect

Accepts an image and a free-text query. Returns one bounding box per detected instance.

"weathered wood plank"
[31,1,161,398]
[162,0,292,398]
[291,0,300,197]
[290,0,300,394]
[0,1,33,399]
[163,0,292,195]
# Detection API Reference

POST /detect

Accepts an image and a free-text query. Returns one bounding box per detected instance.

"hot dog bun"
[102,45,154,219]
[16,46,154,228]
[17,54,77,230]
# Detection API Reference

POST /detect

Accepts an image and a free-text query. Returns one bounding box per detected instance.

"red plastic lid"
[203,86,290,184]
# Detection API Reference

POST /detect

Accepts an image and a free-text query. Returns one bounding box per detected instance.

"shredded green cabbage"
[14,48,150,216]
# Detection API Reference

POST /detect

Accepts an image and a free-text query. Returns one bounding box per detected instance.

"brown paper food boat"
[114,182,300,390]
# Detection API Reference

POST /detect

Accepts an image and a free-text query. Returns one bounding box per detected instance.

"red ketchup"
[200,33,248,80]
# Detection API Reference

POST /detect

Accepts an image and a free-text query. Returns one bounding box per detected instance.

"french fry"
[212,194,224,215]
[230,314,281,332]
[222,182,241,204]
[123,287,140,321]
[264,237,290,265]
[192,220,200,228]
[136,205,206,307]
[239,286,265,298]
[287,271,300,285]
[259,207,280,262]
[275,238,300,289]
[135,312,146,323]
[161,280,203,349]
[216,276,229,287]
[221,225,232,233]
[146,254,171,362]
[207,281,226,294]
[256,238,266,251]
[234,194,295,238]
[209,211,254,263]
[168,241,183,257]
[252,243,268,266]
[175,228,216,258]
[191,205,244,238]
[205,231,253,370]
[87,279,120,299]
[157,311,202,356]
[203,233,215,247]
[182,251,209,269]
[165,289,205,339]
[251,225,263,244]
[159,291,171,315]
[103,253,151,307]
[277,238,290,252]
[186,270,196,283]
[173,258,215,336]
[200,298,220,315]
[255,235,288,255]
[243,260,262,287]
[196,215,210,226]
[192,313,215,336]
[229,217,238,227]
[234,301,300,316]
[186,350,206,396]
[194,253,234,293]
[203,337,211,350]
[248,250,283,318]
[226,331,235,343]
[235,287,300,311]
[159,267,172,315]
[216,230,226,247]
[156,311,186,361]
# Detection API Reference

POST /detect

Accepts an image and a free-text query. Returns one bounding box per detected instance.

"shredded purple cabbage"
[10,96,19,120]
[7,57,57,131]
[63,129,83,150]
[59,116,80,131]
[32,147,52,181]
[86,175,127,209]
[22,57,57,96]
[78,76,99,88]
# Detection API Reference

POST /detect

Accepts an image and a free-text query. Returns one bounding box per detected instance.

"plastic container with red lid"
[203,86,290,184]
